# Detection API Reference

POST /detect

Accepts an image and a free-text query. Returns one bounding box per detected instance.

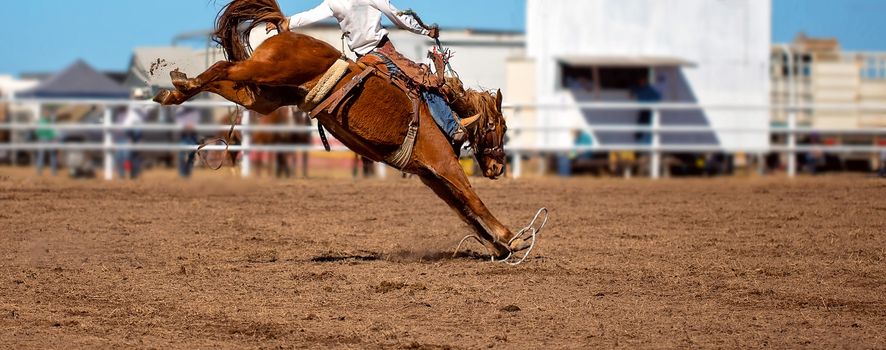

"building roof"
[793,33,840,53]
[558,55,696,68]
[18,60,130,99]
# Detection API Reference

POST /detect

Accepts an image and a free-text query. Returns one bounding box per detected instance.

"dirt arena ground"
[1,170,884,349]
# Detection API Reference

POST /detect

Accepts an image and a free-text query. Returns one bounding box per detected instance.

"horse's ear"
[461,113,482,128]
[495,89,503,110]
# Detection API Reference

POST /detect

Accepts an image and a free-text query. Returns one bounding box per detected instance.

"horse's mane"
[463,90,500,146]
[445,77,502,148]
[213,0,289,62]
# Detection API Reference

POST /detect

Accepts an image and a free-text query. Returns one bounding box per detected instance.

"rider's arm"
[288,2,335,30]
[366,0,430,36]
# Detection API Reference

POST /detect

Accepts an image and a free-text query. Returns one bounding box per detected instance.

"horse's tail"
[213,0,289,62]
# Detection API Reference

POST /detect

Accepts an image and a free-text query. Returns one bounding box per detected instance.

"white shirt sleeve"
[366,0,430,36]
[289,2,335,29]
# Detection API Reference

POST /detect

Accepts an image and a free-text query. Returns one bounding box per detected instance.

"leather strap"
[309,67,376,118]
[317,122,331,152]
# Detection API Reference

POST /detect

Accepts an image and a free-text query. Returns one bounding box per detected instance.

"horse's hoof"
[153,90,172,104]
[509,237,533,253]
[153,89,183,105]
[170,70,194,92]
[170,69,188,82]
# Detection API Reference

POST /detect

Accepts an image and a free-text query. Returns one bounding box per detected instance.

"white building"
[521,0,772,152]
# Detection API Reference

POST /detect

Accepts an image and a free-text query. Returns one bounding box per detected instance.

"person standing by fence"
[175,107,200,178]
[630,76,662,145]
[114,106,146,180]
[879,139,886,178]
[35,111,58,176]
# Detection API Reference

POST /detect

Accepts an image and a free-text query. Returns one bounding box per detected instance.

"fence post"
[512,151,522,179]
[103,106,113,181]
[374,160,387,179]
[787,107,797,178]
[241,110,252,178]
[33,103,41,168]
[650,108,662,179]
[510,107,522,179]
[779,44,798,179]
[9,92,18,166]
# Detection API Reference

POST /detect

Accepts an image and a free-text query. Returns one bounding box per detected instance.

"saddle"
[299,49,462,170]
[359,51,474,127]
[298,58,420,170]
[357,49,450,99]
[359,50,473,144]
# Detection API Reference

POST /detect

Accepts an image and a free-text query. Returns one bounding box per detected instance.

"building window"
[560,65,595,92]
[560,63,650,93]
[596,67,649,89]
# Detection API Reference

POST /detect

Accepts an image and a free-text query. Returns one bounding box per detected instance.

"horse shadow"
[308,250,489,263]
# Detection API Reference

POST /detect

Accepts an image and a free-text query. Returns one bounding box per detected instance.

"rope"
[303,59,350,111]
[452,208,549,266]
[398,9,454,76]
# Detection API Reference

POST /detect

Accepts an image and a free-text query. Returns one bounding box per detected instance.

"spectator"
[175,107,200,178]
[35,111,58,176]
[115,106,147,180]
[558,130,594,177]
[630,76,662,145]
[878,139,886,178]
[352,154,375,179]
[804,133,823,175]
[566,75,593,93]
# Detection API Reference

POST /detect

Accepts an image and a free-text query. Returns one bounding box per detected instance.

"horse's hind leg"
[155,79,282,115]
[170,61,236,95]
[153,89,191,106]
[171,56,313,96]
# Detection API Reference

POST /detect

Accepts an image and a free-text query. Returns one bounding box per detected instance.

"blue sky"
[0,0,884,76]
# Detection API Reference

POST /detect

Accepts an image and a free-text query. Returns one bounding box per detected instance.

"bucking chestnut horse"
[154,0,542,261]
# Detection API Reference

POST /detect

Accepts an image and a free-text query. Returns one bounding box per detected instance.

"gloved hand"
[428,24,440,39]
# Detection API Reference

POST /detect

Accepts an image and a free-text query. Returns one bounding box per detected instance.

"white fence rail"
[2,97,886,180]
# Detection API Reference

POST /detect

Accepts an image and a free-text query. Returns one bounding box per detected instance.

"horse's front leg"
[418,174,512,258]
[410,112,517,257]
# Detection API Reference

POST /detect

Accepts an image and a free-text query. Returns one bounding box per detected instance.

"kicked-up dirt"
[1,172,885,348]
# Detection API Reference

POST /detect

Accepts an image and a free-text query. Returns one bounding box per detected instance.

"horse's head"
[459,89,508,179]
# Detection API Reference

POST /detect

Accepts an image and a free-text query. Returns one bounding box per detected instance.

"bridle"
[472,96,506,163]
[479,117,506,160]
